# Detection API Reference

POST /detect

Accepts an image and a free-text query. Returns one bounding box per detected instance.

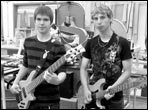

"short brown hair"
[92,4,113,19]
[34,5,53,23]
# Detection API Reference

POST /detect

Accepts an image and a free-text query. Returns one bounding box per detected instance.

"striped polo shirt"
[23,35,66,102]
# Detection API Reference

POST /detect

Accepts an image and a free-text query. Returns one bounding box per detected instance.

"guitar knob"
[75,48,77,51]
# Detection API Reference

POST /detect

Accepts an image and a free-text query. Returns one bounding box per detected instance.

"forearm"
[80,68,89,90]
[57,72,66,85]
[112,59,132,88]
[13,66,30,85]
[112,70,131,88]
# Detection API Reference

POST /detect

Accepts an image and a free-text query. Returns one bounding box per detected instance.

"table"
[1,65,19,109]
[131,62,147,109]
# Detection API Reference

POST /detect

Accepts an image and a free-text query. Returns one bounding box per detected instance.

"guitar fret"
[54,62,59,70]
[59,57,62,66]
[50,65,54,73]
[57,59,60,69]
[118,85,121,92]
[114,88,117,93]
[48,67,52,73]
[52,63,56,72]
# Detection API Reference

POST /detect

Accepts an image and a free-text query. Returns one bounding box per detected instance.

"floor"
[1,86,147,109]
[125,87,147,109]
[126,96,147,109]
[1,94,147,109]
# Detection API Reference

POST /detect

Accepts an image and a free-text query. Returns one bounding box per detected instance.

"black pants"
[28,102,59,109]
[85,98,124,109]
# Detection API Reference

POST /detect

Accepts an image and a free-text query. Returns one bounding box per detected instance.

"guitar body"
[77,78,106,109]
[16,70,36,109]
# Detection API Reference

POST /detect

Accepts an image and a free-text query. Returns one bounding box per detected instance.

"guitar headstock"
[65,44,85,62]
[133,77,147,89]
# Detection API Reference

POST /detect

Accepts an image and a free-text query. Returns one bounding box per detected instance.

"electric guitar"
[16,44,85,109]
[77,77,147,109]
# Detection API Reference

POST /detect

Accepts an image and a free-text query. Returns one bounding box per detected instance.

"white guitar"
[77,77,147,109]
[16,44,85,109]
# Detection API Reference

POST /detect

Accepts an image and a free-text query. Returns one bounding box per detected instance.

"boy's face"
[93,13,112,32]
[35,14,51,34]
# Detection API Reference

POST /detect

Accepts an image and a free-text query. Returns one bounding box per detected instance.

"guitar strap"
[35,58,46,73]
[34,50,49,77]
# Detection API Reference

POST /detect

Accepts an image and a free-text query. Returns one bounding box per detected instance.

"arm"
[13,65,31,85]
[80,57,90,90]
[43,71,66,85]
[80,57,92,103]
[10,65,31,94]
[111,59,132,88]
[57,72,67,84]
[105,59,132,100]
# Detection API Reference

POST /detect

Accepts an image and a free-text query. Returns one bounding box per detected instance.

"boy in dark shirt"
[80,4,132,109]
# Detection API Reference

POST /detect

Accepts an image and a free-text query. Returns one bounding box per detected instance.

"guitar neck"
[109,81,135,94]
[27,55,66,92]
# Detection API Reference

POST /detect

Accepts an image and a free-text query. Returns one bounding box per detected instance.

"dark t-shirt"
[82,33,132,105]
[23,35,66,102]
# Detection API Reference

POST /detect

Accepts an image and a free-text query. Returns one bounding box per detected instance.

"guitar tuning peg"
[75,48,78,51]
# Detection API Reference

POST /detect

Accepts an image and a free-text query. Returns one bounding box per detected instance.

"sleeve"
[119,38,132,60]
[82,39,91,59]
[22,39,28,68]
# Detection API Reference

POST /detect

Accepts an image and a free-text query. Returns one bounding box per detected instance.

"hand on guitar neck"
[43,71,60,85]
[104,86,115,100]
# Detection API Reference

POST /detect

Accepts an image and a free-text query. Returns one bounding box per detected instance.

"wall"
[1,1,147,50]
[90,1,147,50]
[1,1,61,40]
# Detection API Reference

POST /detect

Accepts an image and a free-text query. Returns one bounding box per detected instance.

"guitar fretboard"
[26,55,66,93]
[109,81,137,94]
